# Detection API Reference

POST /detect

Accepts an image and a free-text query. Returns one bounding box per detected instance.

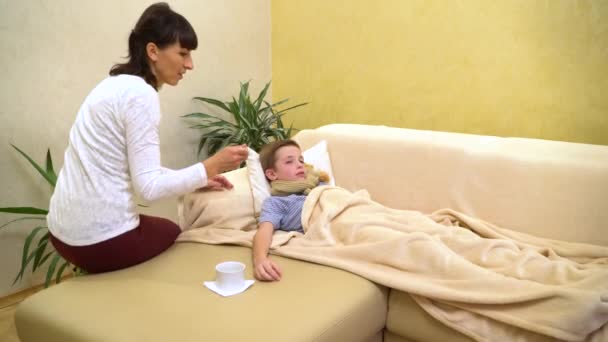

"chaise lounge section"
[16,124,608,341]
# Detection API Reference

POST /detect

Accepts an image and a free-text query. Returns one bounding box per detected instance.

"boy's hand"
[254,258,282,282]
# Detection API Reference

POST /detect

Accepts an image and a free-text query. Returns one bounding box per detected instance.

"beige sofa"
[15,124,608,341]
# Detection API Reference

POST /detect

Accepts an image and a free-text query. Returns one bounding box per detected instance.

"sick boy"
[252,139,327,282]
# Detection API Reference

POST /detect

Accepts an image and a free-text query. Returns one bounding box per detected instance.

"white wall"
[0,0,271,297]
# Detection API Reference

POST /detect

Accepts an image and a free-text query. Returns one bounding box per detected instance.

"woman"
[47,3,248,273]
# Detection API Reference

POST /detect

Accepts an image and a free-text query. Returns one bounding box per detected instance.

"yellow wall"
[271,0,608,145]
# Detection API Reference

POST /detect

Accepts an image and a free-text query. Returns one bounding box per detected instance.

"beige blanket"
[178,186,608,341]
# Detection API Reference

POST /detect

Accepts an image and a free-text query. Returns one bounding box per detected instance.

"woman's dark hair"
[109,2,198,90]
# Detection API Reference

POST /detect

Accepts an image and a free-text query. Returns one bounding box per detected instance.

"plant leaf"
[230,96,242,127]
[238,109,253,130]
[261,98,290,111]
[21,226,46,274]
[45,149,57,185]
[276,102,309,115]
[276,114,285,130]
[286,122,295,138]
[182,112,219,119]
[189,124,231,131]
[196,128,233,157]
[13,234,48,285]
[10,144,56,188]
[192,97,231,113]
[218,139,232,152]
[254,81,271,112]
[37,250,55,270]
[193,127,234,138]
[32,233,50,272]
[208,138,225,155]
[238,82,250,117]
[185,81,304,158]
[0,216,46,230]
[245,98,258,127]
[197,137,207,157]
[45,254,62,288]
[234,128,246,144]
[0,207,48,215]
[182,113,237,127]
[55,260,70,284]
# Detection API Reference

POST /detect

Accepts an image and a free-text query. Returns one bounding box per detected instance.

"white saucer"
[204,280,255,297]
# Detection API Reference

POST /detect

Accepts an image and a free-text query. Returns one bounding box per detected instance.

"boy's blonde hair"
[259,139,301,172]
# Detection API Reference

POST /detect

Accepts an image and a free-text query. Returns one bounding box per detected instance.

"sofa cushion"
[386,290,473,342]
[16,243,387,342]
[383,330,417,342]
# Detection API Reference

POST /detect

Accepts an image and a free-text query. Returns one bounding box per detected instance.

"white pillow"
[246,148,271,215]
[246,140,335,215]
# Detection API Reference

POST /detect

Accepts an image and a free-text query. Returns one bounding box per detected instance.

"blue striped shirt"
[259,194,306,233]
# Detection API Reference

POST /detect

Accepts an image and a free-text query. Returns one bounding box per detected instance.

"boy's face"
[264,145,306,181]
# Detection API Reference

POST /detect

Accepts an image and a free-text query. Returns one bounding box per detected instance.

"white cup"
[215,261,245,290]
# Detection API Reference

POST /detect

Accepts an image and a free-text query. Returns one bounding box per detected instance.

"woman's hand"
[200,174,233,191]
[254,257,282,282]
[202,144,248,177]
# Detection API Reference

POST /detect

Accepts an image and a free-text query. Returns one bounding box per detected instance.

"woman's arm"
[125,90,246,201]
[252,222,282,281]
[125,90,206,201]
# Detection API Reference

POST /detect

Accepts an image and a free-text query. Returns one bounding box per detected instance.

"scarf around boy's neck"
[270,177,319,196]
[270,165,321,196]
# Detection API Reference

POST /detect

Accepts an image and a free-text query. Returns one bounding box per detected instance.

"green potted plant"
[0,145,85,288]
[183,81,308,156]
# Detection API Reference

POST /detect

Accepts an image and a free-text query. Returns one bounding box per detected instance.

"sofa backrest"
[294,124,608,246]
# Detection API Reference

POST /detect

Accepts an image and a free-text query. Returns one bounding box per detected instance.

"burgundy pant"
[50,215,181,274]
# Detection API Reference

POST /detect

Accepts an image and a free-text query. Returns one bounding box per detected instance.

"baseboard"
[0,275,72,309]
[0,285,44,309]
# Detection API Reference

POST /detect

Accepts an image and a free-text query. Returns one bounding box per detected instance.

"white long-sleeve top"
[47,74,207,246]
